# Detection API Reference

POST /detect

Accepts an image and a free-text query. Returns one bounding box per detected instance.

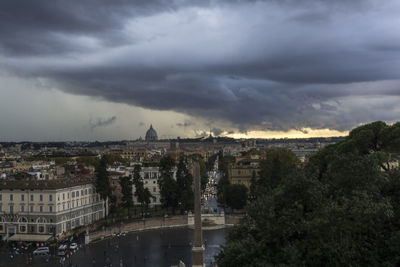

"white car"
[33,247,49,256]
[69,243,78,251]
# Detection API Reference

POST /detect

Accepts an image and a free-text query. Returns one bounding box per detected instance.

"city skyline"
[1,0,399,141]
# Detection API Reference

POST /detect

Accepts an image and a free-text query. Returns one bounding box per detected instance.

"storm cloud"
[89,116,117,131]
[1,0,400,133]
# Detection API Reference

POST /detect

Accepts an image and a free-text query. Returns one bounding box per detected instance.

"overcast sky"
[1,0,399,141]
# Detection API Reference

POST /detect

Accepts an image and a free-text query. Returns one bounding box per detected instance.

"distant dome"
[145,125,158,141]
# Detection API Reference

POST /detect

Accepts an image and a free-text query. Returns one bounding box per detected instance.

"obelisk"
[192,162,205,267]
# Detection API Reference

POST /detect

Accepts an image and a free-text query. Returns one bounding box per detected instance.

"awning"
[8,234,52,242]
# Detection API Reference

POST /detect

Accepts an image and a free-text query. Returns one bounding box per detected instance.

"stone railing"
[89,215,187,242]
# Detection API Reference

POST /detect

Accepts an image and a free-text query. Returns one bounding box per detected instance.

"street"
[202,158,224,214]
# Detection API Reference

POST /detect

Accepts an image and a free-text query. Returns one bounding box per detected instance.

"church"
[145,124,158,141]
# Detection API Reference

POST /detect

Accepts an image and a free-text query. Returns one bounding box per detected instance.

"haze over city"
[1,0,400,141]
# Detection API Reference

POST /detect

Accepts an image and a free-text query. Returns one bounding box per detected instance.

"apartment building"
[131,166,177,206]
[0,177,106,242]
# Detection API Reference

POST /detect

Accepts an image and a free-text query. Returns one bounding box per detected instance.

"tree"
[132,164,152,217]
[225,184,248,210]
[95,156,112,217]
[249,170,257,201]
[158,156,178,213]
[216,153,235,206]
[258,149,299,192]
[217,173,230,206]
[217,121,400,266]
[176,155,194,213]
[119,176,133,217]
[188,153,208,190]
[199,158,209,191]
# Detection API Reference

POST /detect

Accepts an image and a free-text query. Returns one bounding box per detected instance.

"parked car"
[33,247,49,256]
[69,243,78,251]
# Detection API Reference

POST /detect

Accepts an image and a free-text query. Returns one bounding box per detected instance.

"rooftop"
[0,176,95,190]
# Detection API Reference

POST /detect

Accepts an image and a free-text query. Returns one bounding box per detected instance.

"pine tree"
[158,156,178,213]
[249,170,257,201]
[132,164,151,217]
[119,176,133,217]
[95,155,112,217]
[176,155,194,213]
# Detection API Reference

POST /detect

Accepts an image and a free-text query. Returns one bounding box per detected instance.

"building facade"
[131,166,177,206]
[0,178,106,242]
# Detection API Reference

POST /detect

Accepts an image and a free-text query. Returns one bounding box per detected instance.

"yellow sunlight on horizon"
[225,128,348,139]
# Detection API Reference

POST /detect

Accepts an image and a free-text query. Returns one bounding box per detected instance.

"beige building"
[228,166,260,188]
[131,166,177,206]
[0,177,106,242]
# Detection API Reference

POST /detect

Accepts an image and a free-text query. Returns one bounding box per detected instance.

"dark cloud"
[176,121,194,127]
[1,0,400,133]
[211,128,224,137]
[90,116,117,131]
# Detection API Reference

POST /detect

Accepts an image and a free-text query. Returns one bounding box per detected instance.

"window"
[81,190,83,196]
[68,192,70,199]
[0,194,2,201]
[30,205,34,212]
[153,181,156,184]
[21,205,25,212]
[76,191,79,197]
[10,194,13,201]
[57,194,60,201]
[85,189,87,195]
[39,226,44,233]
[62,204,65,210]
[153,187,156,192]
[39,206,43,212]
[10,205,14,214]
[30,195,34,201]
[21,194,24,201]
[47,226,53,233]
[72,192,75,198]
[49,206,53,212]
[0,205,2,212]
[49,195,53,201]
[39,195,43,202]
[20,226,26,232]
[0,225,3,231]
[63,193,65,200]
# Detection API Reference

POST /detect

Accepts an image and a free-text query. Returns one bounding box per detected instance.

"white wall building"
[0,178,106,242]
[131,166,177,206]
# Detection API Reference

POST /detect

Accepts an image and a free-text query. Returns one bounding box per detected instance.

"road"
[0,227,227,267]
[203,157,224,214]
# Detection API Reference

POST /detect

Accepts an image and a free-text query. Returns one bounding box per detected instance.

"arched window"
[18,217,28,223]
[36,217,47,223]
